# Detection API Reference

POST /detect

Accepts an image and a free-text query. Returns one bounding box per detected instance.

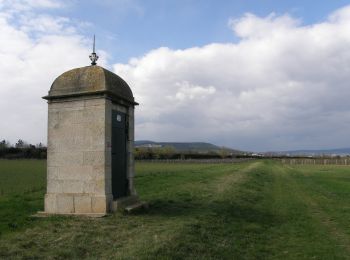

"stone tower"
[42,64,139,216]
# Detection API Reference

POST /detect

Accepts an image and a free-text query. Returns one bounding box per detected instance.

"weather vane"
[89,35,99,65]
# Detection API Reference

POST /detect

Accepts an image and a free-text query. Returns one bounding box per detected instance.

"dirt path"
[215,161,261,194]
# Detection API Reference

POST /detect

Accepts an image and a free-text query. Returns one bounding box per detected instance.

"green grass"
[0,159,350,259]
[0,159,46,195]
[0,160,46,237]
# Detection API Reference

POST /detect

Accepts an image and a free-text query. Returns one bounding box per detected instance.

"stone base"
[124,201,149,213]
[44,193,111,214]
[42,193,146,215]
[34,211,107,218]
[111,195,146,212]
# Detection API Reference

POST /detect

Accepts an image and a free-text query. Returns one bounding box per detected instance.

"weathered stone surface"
[43,65,138,215]
[81,181,96,194]
[47,180,62,193]
[45,66,136,105]
[49,151,84,167]
[83,151,105,166]
[91,165,106,180]
[85,98,106,107]
[47,166,59,180]
[44,194,57,213]
[92,196,108,213]
[74,196,92,213]
[61,180,85,193]
[111,102,128,113]
[49,100,85,109]
[104,177,112,194]
[55,166,93,181]
[57,195,74,213]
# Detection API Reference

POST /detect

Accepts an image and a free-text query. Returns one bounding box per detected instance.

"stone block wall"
[45,97,111,214]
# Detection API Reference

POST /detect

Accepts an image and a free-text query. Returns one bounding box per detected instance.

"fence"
[136,158,254,164]
[280,158,350,165]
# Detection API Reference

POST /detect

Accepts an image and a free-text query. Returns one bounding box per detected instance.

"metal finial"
[93,34,95,52]
[89,34,99,65]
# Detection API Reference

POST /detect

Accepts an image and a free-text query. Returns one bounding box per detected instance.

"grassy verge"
[0,160,349,259]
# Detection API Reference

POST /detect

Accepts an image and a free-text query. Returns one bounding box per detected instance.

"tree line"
[0,139,238,160]
[0,139,46,159]
[134,146,236,160]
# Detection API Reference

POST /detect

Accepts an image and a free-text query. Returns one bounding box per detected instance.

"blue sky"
[58,0,350,63]
[1,0,350,151]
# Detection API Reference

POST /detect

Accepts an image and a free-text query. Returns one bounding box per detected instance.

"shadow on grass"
[134,197,282,259]
[142,197,280,226]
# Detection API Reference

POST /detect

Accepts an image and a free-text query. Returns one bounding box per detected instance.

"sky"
[1,0,350,152]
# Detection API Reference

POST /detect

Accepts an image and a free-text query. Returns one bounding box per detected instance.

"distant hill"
[135,140,243,154]
[270,148,350,156]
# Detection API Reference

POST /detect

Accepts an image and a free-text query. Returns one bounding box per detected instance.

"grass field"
[0,159,350,259]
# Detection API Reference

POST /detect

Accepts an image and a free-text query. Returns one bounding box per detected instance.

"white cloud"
[19,15,75,34]
[114,5,350,151]
[228,13,300,39]
[0,0,64,13]
[0,0,94,145]
[2,2,350,151]
[172,81,216,101]
[25,0,63,8]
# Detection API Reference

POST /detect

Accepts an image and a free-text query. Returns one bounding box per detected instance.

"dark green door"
[111,110,128,199]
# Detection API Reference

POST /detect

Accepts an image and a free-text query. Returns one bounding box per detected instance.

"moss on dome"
[44,65,136,105]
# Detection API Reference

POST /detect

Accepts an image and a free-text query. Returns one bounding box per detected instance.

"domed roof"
[44,65,137,105]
